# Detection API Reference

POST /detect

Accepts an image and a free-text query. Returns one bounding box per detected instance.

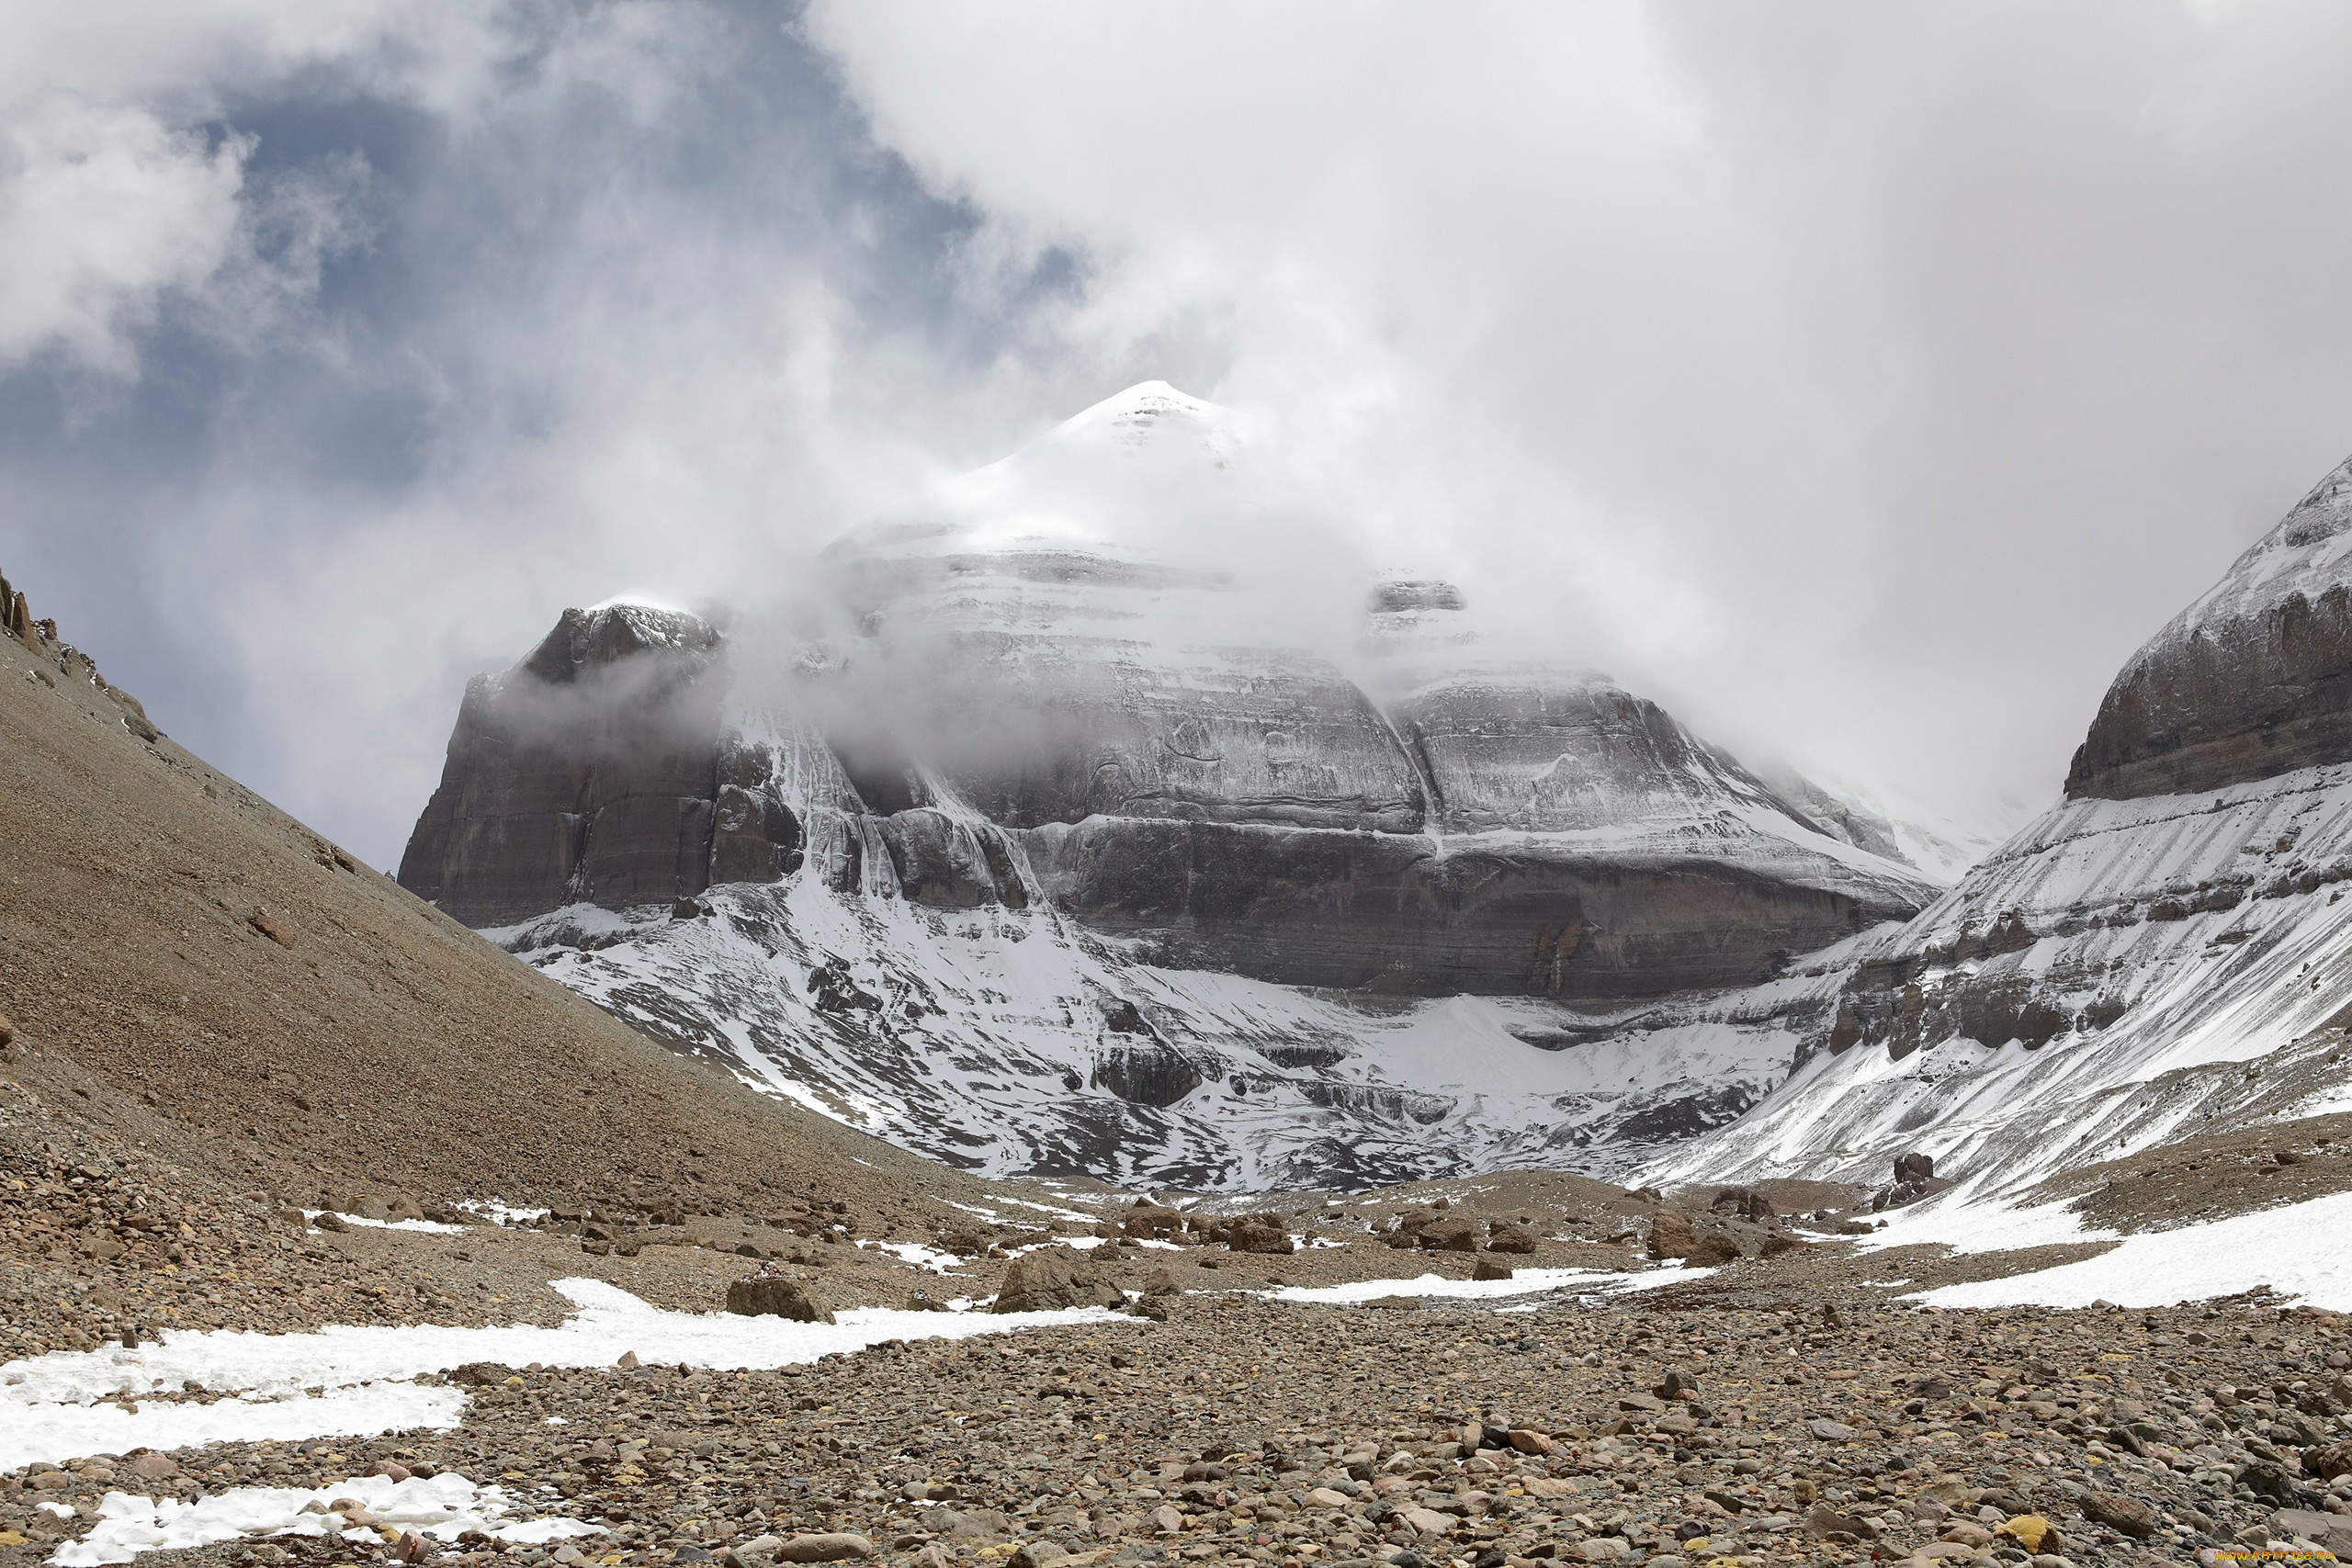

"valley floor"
[6,1157,2352,1568]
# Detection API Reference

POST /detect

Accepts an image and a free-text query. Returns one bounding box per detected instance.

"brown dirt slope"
[2022,1106,2352,1234]
[0,580,994,1231]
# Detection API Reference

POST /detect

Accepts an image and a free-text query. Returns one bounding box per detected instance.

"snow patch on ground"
[3,1279,1133,1472]
[1267,1264,1717,1305]
[1851,1180,2108,1257]
[1911,1190,2352,1311]
[3,1385,464,1478]
[856,1239,957,1271]
[53,1472,604,1566]
[304,1212,469,1235]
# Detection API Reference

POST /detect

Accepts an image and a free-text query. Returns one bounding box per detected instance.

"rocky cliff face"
[2068,452,2352,800]
[397,603,753,926]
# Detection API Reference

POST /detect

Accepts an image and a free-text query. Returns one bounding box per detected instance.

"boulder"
[1804,1504,1877,1541]
[1486,1223,1541,1254]
[992,1246,1126,1313]
[1419,1217,1481,1252]
[938,1227,990,1258]
[2270,1510,2352,1560]
[725,1277,836,1324]
[1121,1202,1187,1239]
[1709,1187,1774,1223]
[1195,1212,1295,1252]
[2078,1493,2154,1540]
[1647,1210,1696,1259]
[1398,1506,1456,1537]
[1689,1231,1742,1266]
[1226,1218,1295,1255]
[2304,1440,2352,1480]
[775,1536,876,1563]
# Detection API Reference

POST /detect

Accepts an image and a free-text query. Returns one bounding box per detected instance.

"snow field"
[5,1385,466,1481]
[1911,1190,2352,1311]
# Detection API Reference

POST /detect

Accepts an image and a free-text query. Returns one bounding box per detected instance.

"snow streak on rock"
[498,876,1798,1192]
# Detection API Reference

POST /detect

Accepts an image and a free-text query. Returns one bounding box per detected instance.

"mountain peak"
[515,600,722,686]
[984,379,1239,475]
[2070,446,2352,799]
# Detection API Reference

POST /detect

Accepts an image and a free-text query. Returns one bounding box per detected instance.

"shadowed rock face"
[398,604,755,926]
[1020,817,1902,998]
[2069,453,2352,801]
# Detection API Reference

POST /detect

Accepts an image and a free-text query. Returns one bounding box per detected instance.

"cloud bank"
[4,1,2350,867]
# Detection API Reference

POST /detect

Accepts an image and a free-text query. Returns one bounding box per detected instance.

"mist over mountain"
[395,383,1974,1187]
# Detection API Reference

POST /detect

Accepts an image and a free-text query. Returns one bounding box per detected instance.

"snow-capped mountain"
[1644,448,2352,1198]
[398,381,1952,1187]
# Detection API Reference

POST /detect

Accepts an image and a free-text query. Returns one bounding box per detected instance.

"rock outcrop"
[398,604,738,926]
[2069,452,2352,800]
[402,580,1931,997]
[1023,813,1905,998]
[723,1276,835,1323]
[989,1245,1125,1313]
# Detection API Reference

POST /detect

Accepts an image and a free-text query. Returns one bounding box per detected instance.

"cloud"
[800,0,2352,825]
[0,91,250,375]
[0,1,474,378]
[0,2,1084,868]
[7,1,2352,875]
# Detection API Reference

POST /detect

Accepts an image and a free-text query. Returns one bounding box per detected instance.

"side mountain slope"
[1644,448,2352,1201]
[0,566,988,1237]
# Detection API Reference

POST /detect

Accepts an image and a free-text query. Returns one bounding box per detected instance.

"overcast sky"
[6,1,2352,869]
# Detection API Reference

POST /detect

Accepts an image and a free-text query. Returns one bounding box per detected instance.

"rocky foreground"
[6,1268,2352,1568]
